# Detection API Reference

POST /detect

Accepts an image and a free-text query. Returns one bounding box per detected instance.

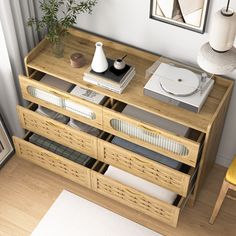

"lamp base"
[197,43,236,75]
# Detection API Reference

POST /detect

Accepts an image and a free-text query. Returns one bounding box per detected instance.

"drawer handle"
[47,120,61,129]
[50,90,69,99]
[27,86,63,107]
[139,124,159,134]
[64,99,96,120]
[131,155,147,164]
[125,188,140,197]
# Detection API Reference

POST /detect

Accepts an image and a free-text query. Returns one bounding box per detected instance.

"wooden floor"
[0,155,236,236]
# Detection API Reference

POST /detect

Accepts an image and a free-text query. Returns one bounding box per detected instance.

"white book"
[83,70,135,94]
[84,68,135,89]
[84,65,135,86]
[69,85,106,105]
[83,76,122,94]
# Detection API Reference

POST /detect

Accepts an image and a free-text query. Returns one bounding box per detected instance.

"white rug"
[31,190,162,236]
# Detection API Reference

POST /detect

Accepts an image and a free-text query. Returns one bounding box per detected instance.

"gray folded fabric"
[54,113,70,124]
[36,106,70,124]
[111,136,181,170]
[29,134,94,167]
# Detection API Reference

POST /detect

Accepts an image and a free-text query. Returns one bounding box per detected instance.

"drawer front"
[19,75,103,129]
[98,139,190,197]
[91,171,180,227]
[13,136,91,188]
[17,105,98,158]
[103,108,201,167]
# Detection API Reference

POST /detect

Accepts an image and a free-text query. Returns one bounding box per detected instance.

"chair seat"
[226,157,236,185]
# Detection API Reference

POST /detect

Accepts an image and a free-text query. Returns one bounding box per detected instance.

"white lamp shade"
[198,43,236,75]
[209,8,236,52]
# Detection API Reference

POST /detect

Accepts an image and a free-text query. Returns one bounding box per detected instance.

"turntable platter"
[159,67,199,96]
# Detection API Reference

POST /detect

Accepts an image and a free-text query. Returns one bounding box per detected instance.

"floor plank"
[0,155,236,236]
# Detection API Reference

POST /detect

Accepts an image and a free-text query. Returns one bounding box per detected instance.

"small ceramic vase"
[114,59,126,70]
[91,42,108,73]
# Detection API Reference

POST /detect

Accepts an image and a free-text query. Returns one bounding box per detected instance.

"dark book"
[89,58,134,84]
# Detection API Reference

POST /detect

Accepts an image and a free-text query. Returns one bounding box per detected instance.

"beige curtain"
[0,0,39,136]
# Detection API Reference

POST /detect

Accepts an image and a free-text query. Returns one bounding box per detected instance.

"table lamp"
[198,0,236,75]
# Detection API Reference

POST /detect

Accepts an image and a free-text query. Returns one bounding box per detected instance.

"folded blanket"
[40,74,73,92]
[112,136,181,170]
[67,119,100,137]
[36,106,69,124]
[105,165,177,204]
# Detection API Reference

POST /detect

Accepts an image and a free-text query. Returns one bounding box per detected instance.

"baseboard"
[215,153,233,167]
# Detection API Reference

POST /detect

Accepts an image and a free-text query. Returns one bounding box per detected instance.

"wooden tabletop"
[24,28,234,133]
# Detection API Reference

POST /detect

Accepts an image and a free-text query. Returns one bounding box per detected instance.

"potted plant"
[28,0,97,57]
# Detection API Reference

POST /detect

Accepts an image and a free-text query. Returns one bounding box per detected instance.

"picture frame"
[0,114,14,167]
[150,0,210,33]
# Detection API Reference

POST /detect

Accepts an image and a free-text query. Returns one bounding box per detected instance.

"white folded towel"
[105,166,177,204]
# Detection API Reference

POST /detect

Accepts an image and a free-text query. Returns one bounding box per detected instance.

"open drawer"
[97,134,197,197]
[103,102,205,167]
[13,134,100,188]
[91,163,194,227]
[17,104,100,158]
[19,73,107,129]
[18,103,196,197]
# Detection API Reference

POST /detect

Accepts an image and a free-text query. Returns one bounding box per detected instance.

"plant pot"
[52,39,64,58]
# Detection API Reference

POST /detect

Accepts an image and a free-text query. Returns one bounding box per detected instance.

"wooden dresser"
[13,28,234,230]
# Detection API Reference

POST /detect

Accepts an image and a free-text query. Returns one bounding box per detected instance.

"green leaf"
[27,0,97,43]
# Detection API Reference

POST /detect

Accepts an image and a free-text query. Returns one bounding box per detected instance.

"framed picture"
[150,0,210,33]
[0,114,14,167]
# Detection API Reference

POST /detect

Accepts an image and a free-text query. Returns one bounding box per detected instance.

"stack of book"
[83,59,135,94]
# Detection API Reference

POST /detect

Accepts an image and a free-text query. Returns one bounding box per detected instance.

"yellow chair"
[209,156,236,224]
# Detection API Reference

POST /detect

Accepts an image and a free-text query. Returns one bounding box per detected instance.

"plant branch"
[27,0,97,43]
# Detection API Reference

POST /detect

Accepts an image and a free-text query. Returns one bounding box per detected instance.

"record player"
[144,58,214,112]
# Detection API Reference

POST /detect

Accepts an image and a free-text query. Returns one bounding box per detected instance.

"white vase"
[91,42,108,73]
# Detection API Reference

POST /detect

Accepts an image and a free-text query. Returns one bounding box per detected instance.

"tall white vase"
[91,42,108,73]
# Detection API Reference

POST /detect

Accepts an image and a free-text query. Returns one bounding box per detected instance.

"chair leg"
[209,179,229,224]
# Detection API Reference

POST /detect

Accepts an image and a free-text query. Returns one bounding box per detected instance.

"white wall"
[75,0,236,167]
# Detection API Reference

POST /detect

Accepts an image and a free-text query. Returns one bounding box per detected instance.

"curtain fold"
[0,0,39,137]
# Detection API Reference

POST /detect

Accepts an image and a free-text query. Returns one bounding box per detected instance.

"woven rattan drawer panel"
[13,136,91,188]
[91,171,181,227]
[19,75,103,129]
[103,108,202,167]
[17,106,98,158]
[97,139,191,197]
